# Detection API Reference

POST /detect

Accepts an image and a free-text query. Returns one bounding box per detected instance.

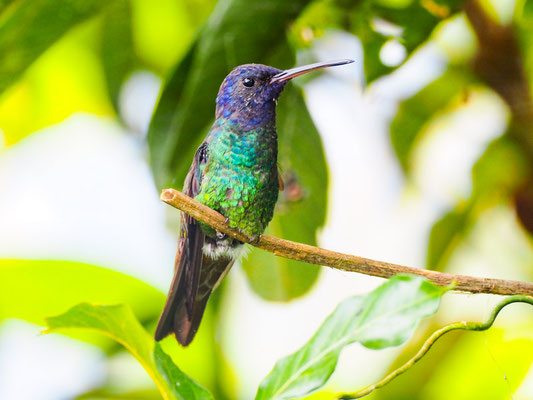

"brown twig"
[161,188,533,297]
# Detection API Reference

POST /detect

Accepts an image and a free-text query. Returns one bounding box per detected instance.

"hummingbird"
[155,59,353,346]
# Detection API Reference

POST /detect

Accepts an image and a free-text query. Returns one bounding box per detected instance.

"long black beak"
[270,59,354,83]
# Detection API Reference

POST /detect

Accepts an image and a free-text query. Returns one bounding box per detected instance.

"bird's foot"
[249,234,261,244]
[215,217,230,239]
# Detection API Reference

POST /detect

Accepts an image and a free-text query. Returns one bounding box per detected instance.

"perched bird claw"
[216,230,226,239]
[249,234,261,244]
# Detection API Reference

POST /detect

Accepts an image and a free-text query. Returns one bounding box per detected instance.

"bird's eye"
[242,77,255,87]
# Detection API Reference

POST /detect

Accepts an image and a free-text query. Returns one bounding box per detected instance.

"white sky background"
[0,27,532,400]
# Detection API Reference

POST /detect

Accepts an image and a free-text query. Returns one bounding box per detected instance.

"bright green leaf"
[242,86,325,300]
[0,0,16,14]
[45,303,213,400]
[0,259,164,325]
[155,344,213,400]
[0,0,116,94]
[423,329,533,400]
[256,275,447,400]
[129,0,208,74]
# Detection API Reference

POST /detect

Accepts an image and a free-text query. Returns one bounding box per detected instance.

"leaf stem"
[338,295,533,399]
[160,188,533,297]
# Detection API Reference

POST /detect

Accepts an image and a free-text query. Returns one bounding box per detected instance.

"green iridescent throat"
[194,118,279,237]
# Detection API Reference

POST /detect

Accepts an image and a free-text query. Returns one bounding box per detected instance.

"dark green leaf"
[242,86,325,300]
[256,275,447,400]
[147,0,314,189]
[0,0,116,94]
[525,0,533,17]
[427,136,529,270]
[348,0,464,83]
[101,0,136,111]
[374,4,440,51]
[390,67,472,171]
[362,29,394,84]
[45,303,213,400]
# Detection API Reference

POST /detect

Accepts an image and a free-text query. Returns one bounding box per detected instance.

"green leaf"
[361,29,394,84]
[147,0,314,190]
[427,135,529,270]
[45,303,213,400]
[390,68,472,171]
[155,344,213,400]
[101,0,137,111]
[0,0,16,14]
[0,0,116,94]
[242,86,325,300]
[348,0,464,83]
[256,275,447,400]
[0,259,164,325]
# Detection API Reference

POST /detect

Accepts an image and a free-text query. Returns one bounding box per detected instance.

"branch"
[339,295,533,399]
[161,188,533,297]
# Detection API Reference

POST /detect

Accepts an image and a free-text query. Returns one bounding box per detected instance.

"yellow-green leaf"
[45,303,213,400]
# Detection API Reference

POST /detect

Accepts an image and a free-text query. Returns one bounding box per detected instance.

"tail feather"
[155,217,203,343]
[155,237,234,345]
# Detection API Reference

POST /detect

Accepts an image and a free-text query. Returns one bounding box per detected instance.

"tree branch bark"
[161,188,533,297]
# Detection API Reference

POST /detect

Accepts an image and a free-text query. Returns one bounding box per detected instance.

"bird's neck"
[216,101,277,131]
[211,117,278,169]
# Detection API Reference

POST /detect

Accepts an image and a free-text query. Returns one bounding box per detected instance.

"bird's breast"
[196,126,279,237]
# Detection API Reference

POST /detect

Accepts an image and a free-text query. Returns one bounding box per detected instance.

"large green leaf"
[347,0,464,83]
[242,86,325,300]
[147,0,314,189]
[0,259,164,325]
[101,0,137,111]
[0,0,116,94]
[45,303,213,400]
[427,135,529,270]
[255,275,447,400]
[154,344,214,400]
[0,0,16,14]
[390,67,472,171]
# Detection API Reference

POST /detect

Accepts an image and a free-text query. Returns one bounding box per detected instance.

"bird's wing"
[154,141,209,343]
[181,142,208,318]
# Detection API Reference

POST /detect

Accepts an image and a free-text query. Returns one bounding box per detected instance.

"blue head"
[215,64,285,129]
[215,59,354,130]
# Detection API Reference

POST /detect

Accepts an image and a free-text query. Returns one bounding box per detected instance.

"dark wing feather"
[154,142,208,343]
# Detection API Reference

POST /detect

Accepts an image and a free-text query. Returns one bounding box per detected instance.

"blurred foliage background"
[0,0,532,398]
